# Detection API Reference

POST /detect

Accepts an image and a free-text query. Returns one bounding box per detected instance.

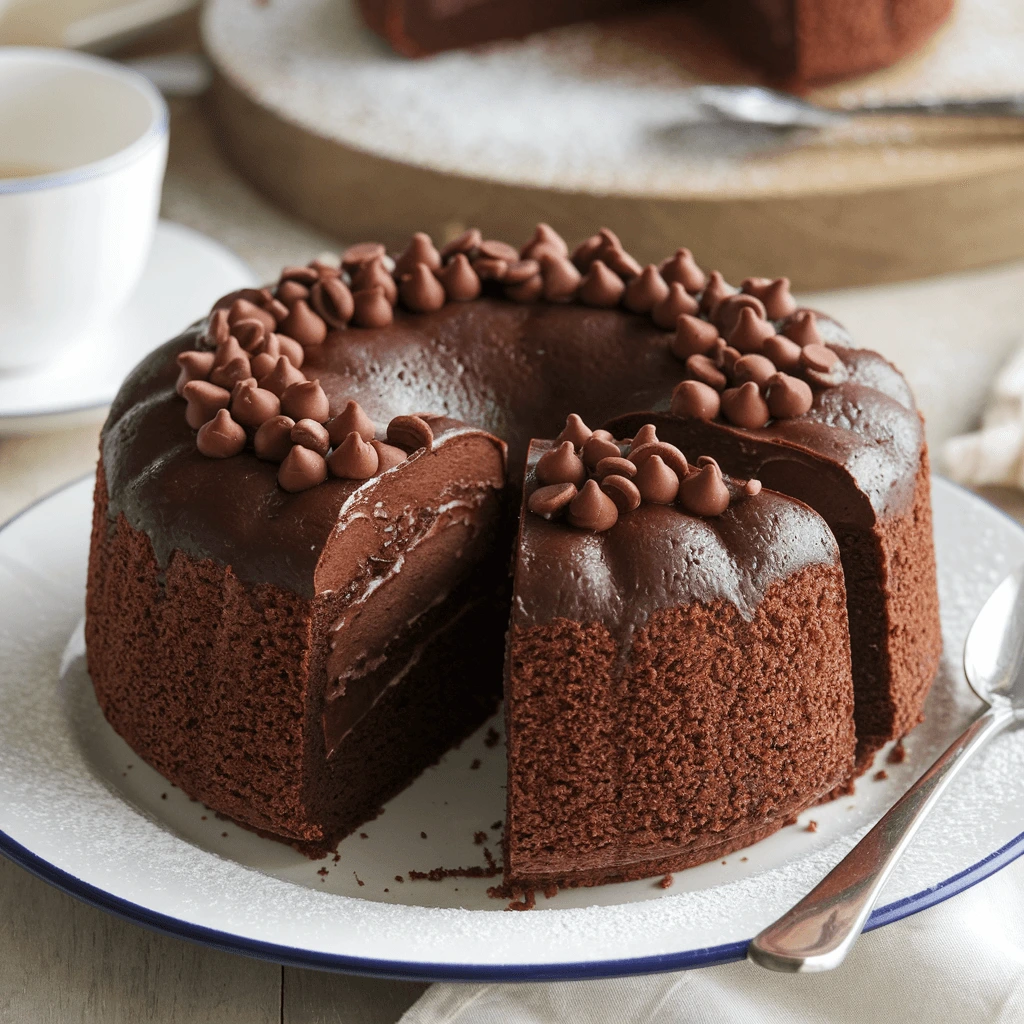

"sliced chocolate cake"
[505,431,855,889]
[85,224,941,878]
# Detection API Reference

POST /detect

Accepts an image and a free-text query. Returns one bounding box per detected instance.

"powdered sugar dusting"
[203,0,1024,200]
[0,476,1022,971]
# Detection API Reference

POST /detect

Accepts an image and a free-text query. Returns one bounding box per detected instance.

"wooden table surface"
[3,70,1024,1023]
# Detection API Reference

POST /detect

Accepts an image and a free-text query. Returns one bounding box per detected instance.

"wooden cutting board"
[203,0,1024,289]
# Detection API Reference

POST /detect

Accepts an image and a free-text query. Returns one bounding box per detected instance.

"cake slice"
[504,425,856,889]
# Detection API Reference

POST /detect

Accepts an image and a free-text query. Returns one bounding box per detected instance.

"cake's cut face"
[505,434,855,889]
[356,0,953,87]
[85,223,940,881]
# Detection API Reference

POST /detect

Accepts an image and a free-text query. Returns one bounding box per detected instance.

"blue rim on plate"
[0,476,1022,982]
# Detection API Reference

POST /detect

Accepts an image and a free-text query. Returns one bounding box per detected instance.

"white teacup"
[0,47,168,370]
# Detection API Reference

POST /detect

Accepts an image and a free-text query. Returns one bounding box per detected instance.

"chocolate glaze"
[101,299,922,602]
[515,440,840,637]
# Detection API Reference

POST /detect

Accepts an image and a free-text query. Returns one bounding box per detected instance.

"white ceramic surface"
[0,476,1022,980]
[0,47,168,368]
[0,219,254,434]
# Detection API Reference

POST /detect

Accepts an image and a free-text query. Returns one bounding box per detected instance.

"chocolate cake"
[357,0,953,87]
[85,224,941,879]
[506,436,855,889]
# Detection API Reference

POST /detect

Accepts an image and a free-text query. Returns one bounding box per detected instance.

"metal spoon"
[748,566,1024,973]
[687,85,1024,131]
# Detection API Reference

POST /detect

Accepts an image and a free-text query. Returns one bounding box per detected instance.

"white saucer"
[0,220,254,435]
[0,476,1022,980]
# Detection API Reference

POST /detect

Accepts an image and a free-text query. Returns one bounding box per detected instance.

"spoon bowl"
[964,566,1024,709]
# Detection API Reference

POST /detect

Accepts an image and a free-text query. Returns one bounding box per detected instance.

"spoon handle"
[748,703,1014,973]
[853,96,1024,118]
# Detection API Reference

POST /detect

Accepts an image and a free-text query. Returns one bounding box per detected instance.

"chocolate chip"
[253,415,296,462]
[232,318,268,353]
[279,265,320,286]
[593,456,637,480]
[726,305,775,355]
[763,334,803,373]
[699,271,734,317]
[205,308,230,347]
[555,413,592,450]
[328,431,380,479]
[570,233,603,272]
[578,260,625,308]
[352,287,395,328]
[228,298,276,335]
[677,461,730,517]
[196,408,246,458]
[290,418,331,456]
[280,379,330,423]
[581,434,621,470]
[258,355,305,397]
[341,242,386,274]
[745,479,762,496]
[670,379,721,420]
[622,265,670,314]
[276,280,310,306]
[269,333,306,368]
[183,380,231,429]
[175,350,215,396]
[801,344,849,387]
[593,229,641,279]
[685,353,727,390]
[765,373,813,418]
[716,294,768,337]
[371,440,408,472]
[479,239,518,262]
[741,276,797,319]
[652,283,700,331]
[567,479,619,532]
[591,428,616,442]
[352,258,398,306]
[278,445,327,492]
[719,343,741,373]
[535,441,586,487]
[310,277,354,329]
[635,455,680,504]
[212,334,247,369]
[438,253,481,302]
[628,441,689,480]
[629,424,658,450]
[440,228,482,261]
[600,474,641,514]
[659,247,707,293]
[326,400,376,445]
[527,482,577,519]
[670,314,720,361]
[732,353,777,387]
[399,263,447,313]
[472,257,508,281]
[720,381,771,429]
[540,256,582,303]
[231,379,281,429]
[504,259,541,285]
[394,232,442,277]
[265,297,290,324]
[387,414,434,452]
[504,273,544,303]
[521,223,569,261]
[209,355,252,390]
[782,310,823,347]
[279,299,328,348]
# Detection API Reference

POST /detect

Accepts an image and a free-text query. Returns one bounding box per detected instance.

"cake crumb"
[888,739,908,764]
[221,832,228,838]
[658,874,673,889]
[161,793,167,800]
[359,832,368,839]
[543,884,559,898]
[473,831,487,845]
[395,875,404,883]
[317,867,328,877]
[721,860,727,865]
[353,872,364,887]
[740,857,748,862]
[874,769,889,781]
[491,820,503,831]
[507,890,537,911]
[420,831,428,839]
[333,853,341,863]
[484,727,501,748]
[806,820,818,833]
[201,815,207,820]
[383,888,389,893]
[470,759,481,770]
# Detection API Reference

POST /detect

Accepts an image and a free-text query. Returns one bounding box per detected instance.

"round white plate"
[0,220,254,435]
[0,475,1022,981]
